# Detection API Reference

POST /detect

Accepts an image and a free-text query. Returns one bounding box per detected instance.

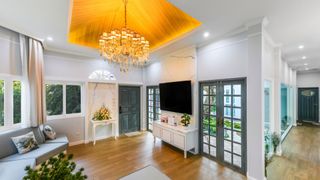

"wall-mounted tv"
[159,80,192,115]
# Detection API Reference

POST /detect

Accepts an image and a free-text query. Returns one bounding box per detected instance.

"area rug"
[119,165,170,180]
[124,131,142,137]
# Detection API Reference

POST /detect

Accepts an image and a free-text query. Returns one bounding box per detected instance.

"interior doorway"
[199,78,247,174]
[119,86,141,134]
[298,87,319,123]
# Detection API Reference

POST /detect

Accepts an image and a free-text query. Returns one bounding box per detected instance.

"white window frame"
[0,74,22,132]
[46,81,84,121]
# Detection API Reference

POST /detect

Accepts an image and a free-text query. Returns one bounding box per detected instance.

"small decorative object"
[92,105,112,121]
[271,132,280,154]
[11,132,39,154]
[43,125,56,140]
[180,113,191,127]
[24,153,87,180]
[264,143,270,177]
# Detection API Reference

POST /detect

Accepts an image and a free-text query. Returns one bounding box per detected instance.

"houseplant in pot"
[180,113,191,128]
[271,132,280,154]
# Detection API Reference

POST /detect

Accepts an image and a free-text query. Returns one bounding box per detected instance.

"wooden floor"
[267,124,320,180]
[68,132,245,180]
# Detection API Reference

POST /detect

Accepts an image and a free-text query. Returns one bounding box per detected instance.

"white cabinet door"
[173,133,185,149]
[153,125,161,138]
[161,129,172,143]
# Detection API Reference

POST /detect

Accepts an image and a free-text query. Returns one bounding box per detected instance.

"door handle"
[119,106,122,114]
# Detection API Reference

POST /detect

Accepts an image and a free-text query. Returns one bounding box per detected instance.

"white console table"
[153,121,197,158]
[91,120,116,145]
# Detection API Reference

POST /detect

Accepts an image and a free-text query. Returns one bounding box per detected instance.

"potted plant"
[24,153,87,180]
[92,105,111,121]
[180,113,191,127]
[271,132,280,154]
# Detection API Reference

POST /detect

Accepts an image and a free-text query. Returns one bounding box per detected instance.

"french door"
[200,79,246,174]
[146,86,161,131]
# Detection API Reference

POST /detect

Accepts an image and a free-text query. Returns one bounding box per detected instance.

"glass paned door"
[147,86,161,131]
[200,79,246,174]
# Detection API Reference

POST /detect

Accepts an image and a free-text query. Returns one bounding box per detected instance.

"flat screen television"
[159,80,192,114]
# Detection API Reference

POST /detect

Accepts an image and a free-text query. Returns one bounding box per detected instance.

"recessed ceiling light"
[203,32,210,38]
[305,68,309,71]
[304,63,308,66]
[298,45,304,49]
[47,36,53,41]
[302,56,307,60]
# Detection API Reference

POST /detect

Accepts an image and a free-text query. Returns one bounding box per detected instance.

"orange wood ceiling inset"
[68,0,201,50]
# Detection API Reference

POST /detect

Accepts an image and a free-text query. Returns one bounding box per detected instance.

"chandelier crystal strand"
[99,0,149,72]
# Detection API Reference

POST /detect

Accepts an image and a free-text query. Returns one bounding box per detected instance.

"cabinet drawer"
[173,133,185,149]
[161,129,172,143]
[153,125,161,138]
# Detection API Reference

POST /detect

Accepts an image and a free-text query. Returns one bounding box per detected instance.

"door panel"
[119,86,140,134]
[200,79,246,174]
[298,88,319,123]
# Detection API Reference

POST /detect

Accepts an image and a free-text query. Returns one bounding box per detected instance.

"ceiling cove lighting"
[298,45,304,49]
[302,56,307,60]
[203,32,210,38]
[99,0,149,72]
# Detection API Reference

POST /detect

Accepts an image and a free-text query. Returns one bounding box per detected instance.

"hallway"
[267,124,320,180]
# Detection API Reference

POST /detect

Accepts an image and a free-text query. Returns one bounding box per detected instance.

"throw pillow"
[43,125,57,140]
[11,132,39,154]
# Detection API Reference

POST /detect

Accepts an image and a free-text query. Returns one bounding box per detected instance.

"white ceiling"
[0,0,319,72]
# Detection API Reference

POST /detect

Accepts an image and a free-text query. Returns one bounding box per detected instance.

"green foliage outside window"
[13,81,21,124]
[0,80,4,126]
[66,85,81,114]
[46,84,63,116]
[203,117,241,136]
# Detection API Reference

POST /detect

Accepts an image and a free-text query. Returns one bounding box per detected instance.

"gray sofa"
[0,127,69,180]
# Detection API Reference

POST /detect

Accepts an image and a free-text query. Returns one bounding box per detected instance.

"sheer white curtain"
[19,34,46,127]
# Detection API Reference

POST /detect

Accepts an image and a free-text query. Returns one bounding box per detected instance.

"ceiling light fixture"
[305,68,309,71]
[302,56,307,60]
[304,63,308,66]
[99,0,149,72]
[203,32,210,38]
[298,45,304,49]
[47,36,53,41]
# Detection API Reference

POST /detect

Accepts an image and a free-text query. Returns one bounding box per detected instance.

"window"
[46,82,83,119]
[13,81,21,124]
[66,85,81,114]
[0,76,22,130]
[146,86,161,131]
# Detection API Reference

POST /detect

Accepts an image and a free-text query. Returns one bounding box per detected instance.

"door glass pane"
[224,107,231,117]
[210,86,216,95]
[203,135,209,144]
[203,105,210,114]
[224,118,232,129]
[233,120,241,131]
[233,143,241,155]
[209,116,217,137]
[224,140,231,151]
[203,96,209,104]
[224,85,232,95]
[66,85,81,114]
[233,131,241,143]
[233,154,242,167]
[224,129,232,141]
[224,151,232,163]
[210,96,216,105]
[224,96,231,106]
[203,86,209,95]
[233,97,241,107]
[203,144,209,154]
[203,115,210,134]
[233,84,241,95]
[233,108,241,119]
[210,146,216,156]
[210,105,217,116]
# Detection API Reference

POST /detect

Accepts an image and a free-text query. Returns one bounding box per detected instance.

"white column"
[246,20,264,180]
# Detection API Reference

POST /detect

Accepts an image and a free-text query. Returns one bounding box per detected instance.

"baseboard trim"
[69,140,85,146]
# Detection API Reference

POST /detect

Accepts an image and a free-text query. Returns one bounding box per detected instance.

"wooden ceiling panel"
[68,0,201,50]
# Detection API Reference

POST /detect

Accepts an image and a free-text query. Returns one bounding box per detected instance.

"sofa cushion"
[11,131,39,154]
[0,142,68,165]
[45,135,69,144]
[0,127,45,159]
[0,158,36,180]
[43,125,57,140]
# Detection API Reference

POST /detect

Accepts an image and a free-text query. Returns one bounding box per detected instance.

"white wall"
[44,51,144,144]
[297,72,320,87]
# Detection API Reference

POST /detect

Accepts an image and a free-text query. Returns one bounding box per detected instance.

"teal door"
[119,86,141,134]
[200,79,246,174]
[298,88,319,123]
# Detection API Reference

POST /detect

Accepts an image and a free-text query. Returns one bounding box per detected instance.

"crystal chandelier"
[99,0,150,72]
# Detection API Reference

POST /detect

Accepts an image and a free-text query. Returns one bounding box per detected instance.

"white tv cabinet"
[153,121,198,158]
